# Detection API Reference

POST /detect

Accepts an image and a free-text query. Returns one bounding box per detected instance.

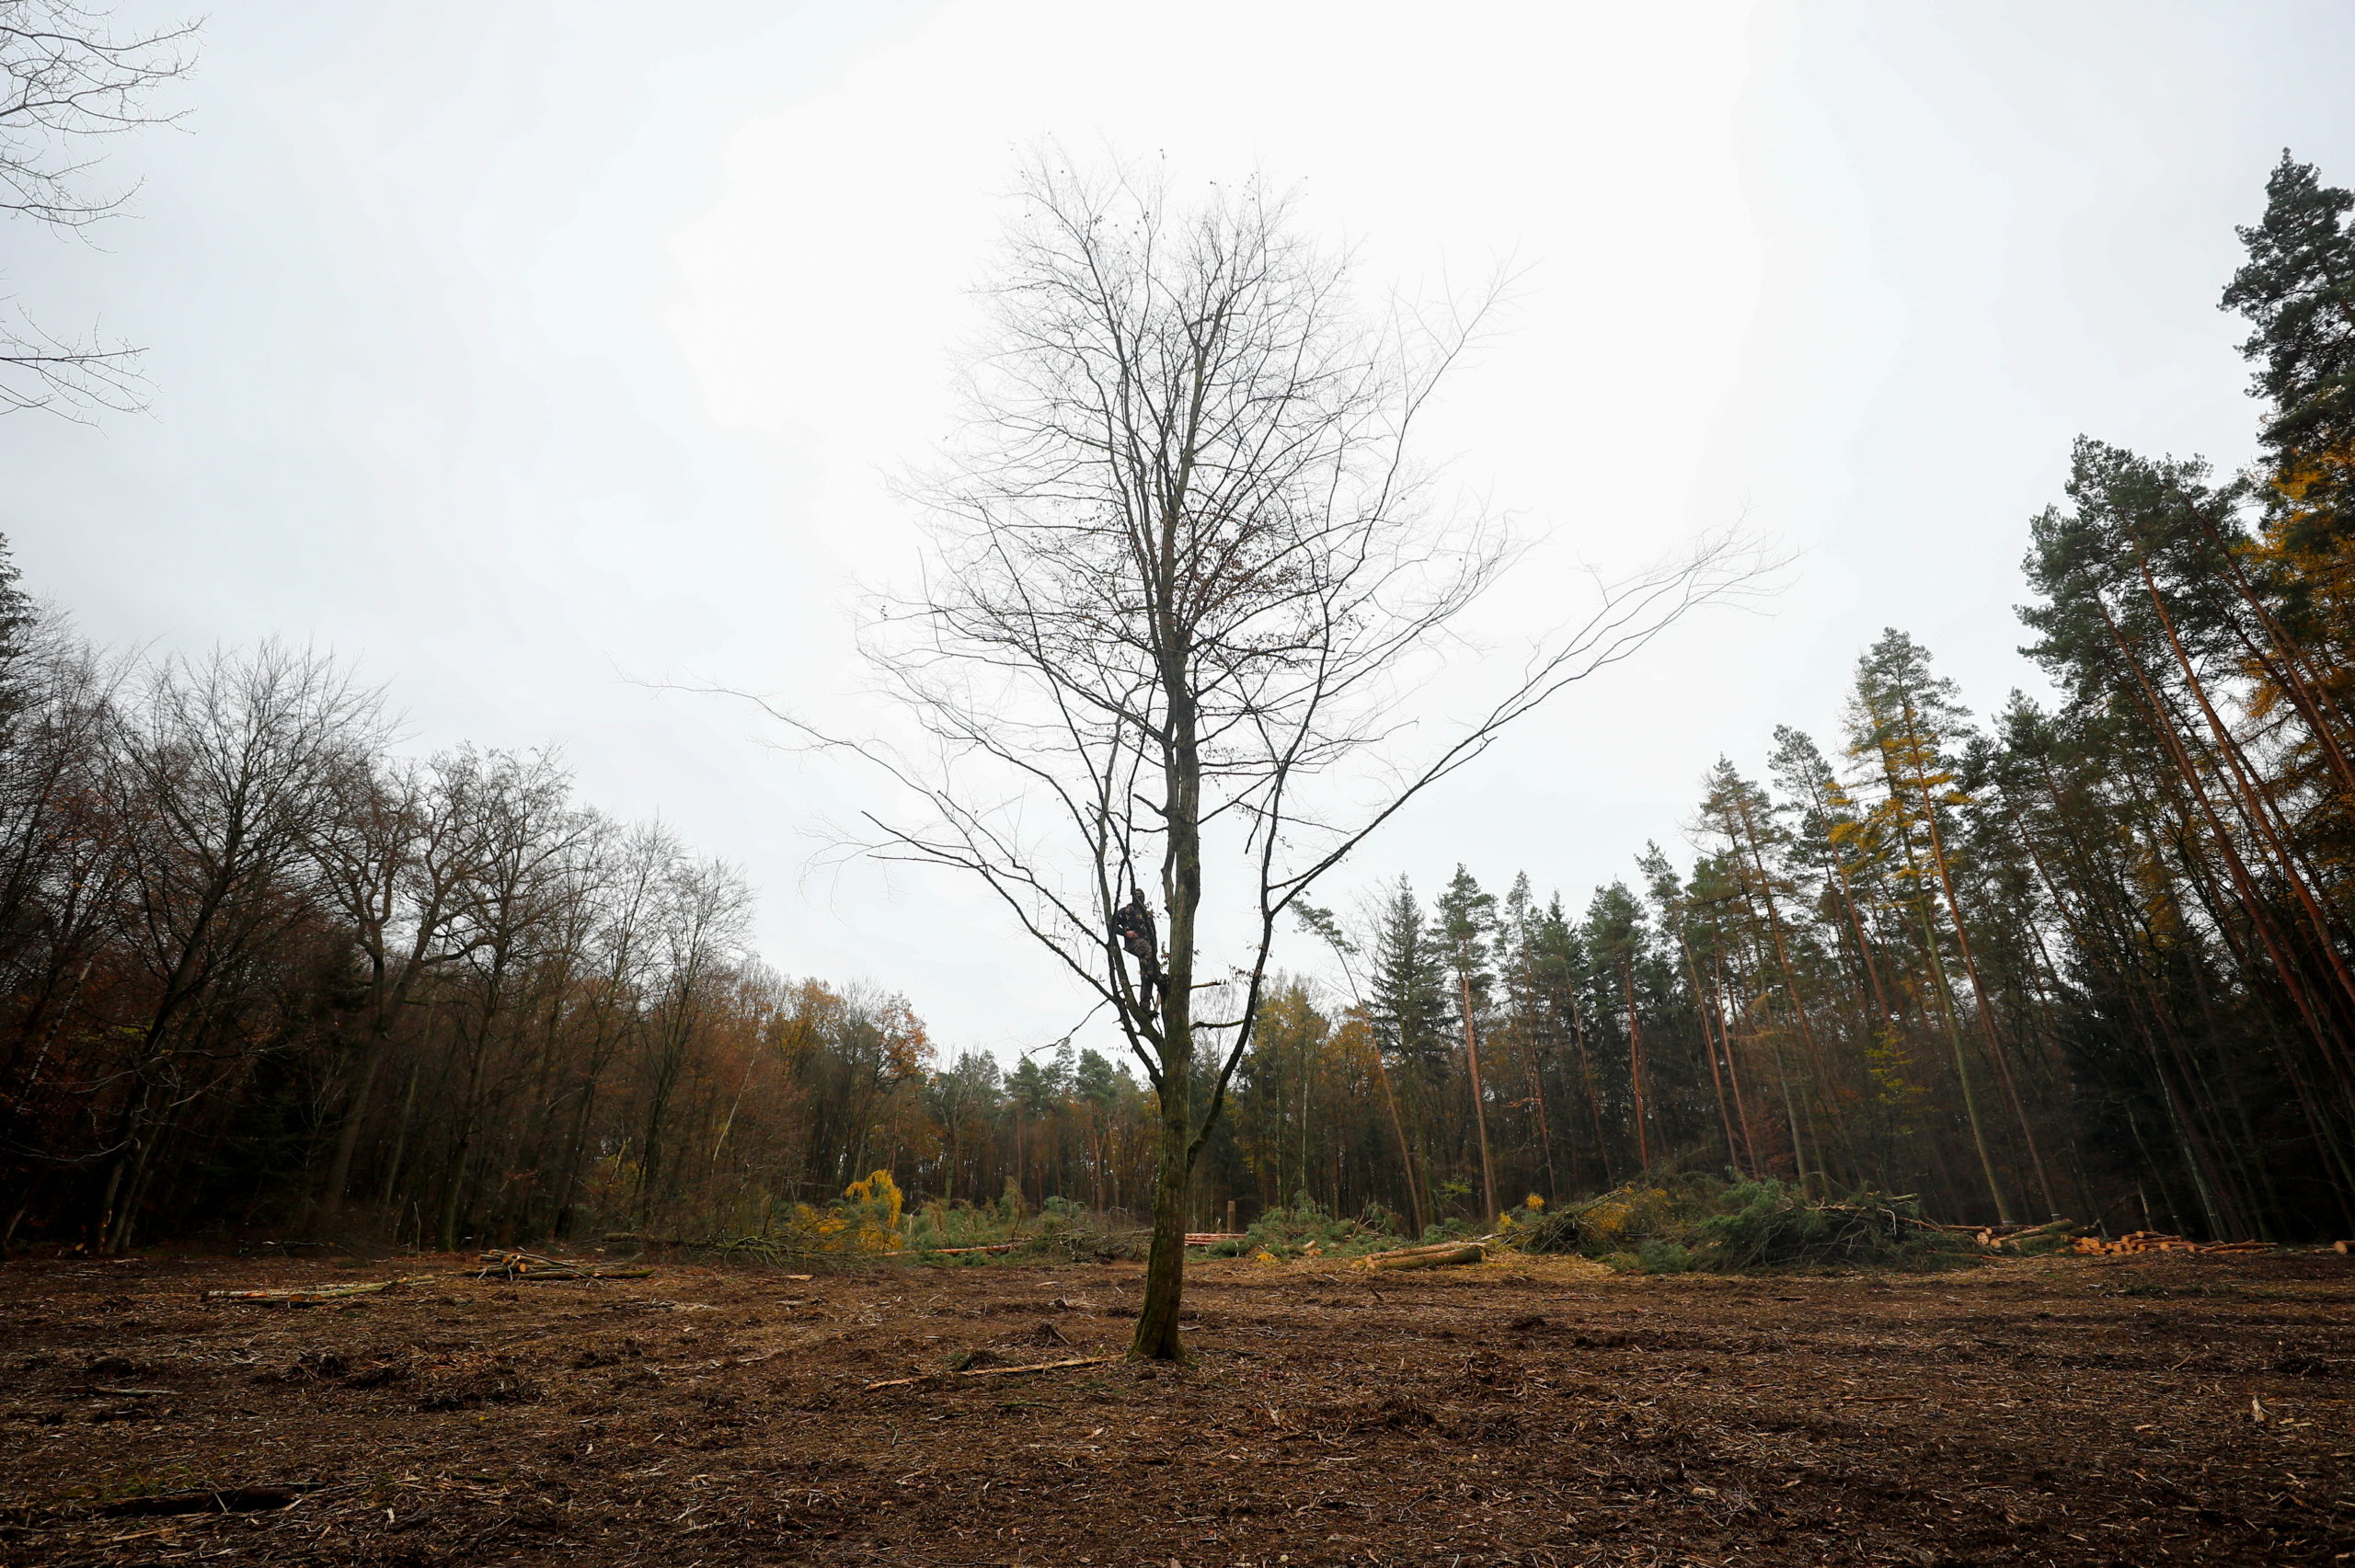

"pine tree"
[1850,631,2046,1219]
[2222,152,2355,546]
[1435,865,1500,1220]
[1367,878,1450,1219]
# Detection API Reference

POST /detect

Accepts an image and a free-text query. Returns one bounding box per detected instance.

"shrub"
[1219,1198,1413,1262]
[1690,1181,1973,1272]
[1506,1208,1584,1253]
[1637,1239,1694,1274]
[1495,1175,1982,1274]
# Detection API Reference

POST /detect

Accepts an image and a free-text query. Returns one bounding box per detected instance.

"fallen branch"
[472,1250,653,1280]
[865,1353,1117,1391]
[913,1242,1023,1256]
[204,1276,434,1306]
[99,1484,324,1517]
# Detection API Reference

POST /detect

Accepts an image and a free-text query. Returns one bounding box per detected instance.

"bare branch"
[0,1,199,417]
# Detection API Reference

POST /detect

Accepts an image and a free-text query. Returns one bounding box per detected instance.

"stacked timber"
[2070,1230,2274,1255]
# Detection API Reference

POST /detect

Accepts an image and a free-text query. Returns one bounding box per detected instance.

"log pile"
[2070,1230,2275,1255]
[1970,1219,2075,1251]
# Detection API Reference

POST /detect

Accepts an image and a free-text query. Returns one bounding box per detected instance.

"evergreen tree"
[1435,865,1500,1219]
[2223,152,2355,544]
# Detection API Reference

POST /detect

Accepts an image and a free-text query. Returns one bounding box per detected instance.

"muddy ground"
[2,1248,2350,1566]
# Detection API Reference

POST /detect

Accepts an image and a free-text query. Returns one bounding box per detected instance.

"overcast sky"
[6,1,2352,1062]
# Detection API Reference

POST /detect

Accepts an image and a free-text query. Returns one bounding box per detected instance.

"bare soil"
[3,1248,2350,1565]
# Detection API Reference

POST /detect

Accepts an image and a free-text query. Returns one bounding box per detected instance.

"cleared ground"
[2,1247,2350,1565]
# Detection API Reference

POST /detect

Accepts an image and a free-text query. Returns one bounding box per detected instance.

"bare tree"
[95,641,381,1251]
[304,751,497,1223]
[636,843,752,1219]
[428,747,583,1251]
[750,155,1765,1357]
[2,1,197,416]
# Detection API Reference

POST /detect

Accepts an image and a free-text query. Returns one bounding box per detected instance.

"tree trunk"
[1680,935,1742,1175]
[1131,656,1203,1360]
[1368,1041,1426,1235]
[1909,737,2059,1218]
[1132,1050,1192,1359]
[1457,969,1499,1221]
[1622,959,1649,1171]
[314,1012,387,1226]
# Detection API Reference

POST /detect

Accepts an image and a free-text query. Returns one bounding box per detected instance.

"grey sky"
[6,1,2351,1060]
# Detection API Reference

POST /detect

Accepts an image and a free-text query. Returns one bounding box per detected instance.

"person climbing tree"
[1112,890,1166,1021]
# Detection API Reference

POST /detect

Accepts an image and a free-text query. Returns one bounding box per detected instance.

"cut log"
[2072,1231,2275,1256]
[1359,1242,1486,1271]
[865,1353,1117,1391]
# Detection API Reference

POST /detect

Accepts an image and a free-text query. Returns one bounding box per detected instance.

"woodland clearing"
[2,1250,2350,1565]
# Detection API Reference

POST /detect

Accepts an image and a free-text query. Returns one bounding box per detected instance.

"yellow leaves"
[1493,1195,1547,1231]
[1578,1185,1674,1242]
[840,1169,905,1252]
[772,1170,907,1256]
